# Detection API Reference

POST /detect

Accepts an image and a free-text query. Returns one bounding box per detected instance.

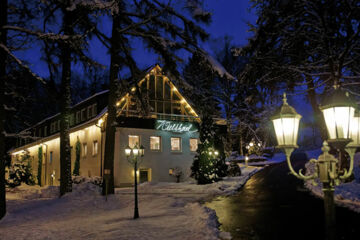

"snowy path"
[0,167,261,240]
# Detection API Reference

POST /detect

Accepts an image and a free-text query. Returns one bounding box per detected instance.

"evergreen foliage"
[191,116,227,184]
[7,152,35,188]
[73,138,81,176]
[37,146,42,186]
[183,52,220,117]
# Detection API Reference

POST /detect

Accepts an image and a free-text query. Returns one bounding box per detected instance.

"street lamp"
[125,144,145,219]
[320,86,356,149]
[271,91,358,240]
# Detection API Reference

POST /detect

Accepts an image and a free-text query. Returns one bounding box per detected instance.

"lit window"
[128,135,140,148]
[171,137,181,151]
[82,143,87,157]
[93,141,98,156]
[150,136,161,150]
[189,138,198,152]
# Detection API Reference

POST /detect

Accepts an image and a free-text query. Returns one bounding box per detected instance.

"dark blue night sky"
[16,0,312,119]
[17,0,257,78]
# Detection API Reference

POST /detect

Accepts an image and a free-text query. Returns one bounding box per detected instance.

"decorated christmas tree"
[191,115,227,184]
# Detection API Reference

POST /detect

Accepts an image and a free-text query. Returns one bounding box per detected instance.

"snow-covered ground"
[247,153,286,166]
[0,167,261,240]
[305,150,360,213]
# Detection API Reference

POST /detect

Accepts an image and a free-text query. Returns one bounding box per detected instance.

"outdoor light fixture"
[271,90,358,240]
[349,110,360,148]
[214,151,219,156]
[125,144,145,219]
[319,86,357,149]
[125,145,132,157]
[132,145,139,157]
[271,93,301,150]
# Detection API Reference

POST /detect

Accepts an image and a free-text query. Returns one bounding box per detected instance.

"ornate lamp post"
[271,91,358,240]
[125,144,145,219]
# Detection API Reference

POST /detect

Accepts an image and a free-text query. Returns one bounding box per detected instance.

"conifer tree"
[191,116,227,184]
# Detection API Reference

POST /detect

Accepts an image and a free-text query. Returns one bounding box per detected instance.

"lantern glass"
[272,117,300,147]
[322,106,354,140]
[133,147,139,156]
[125,146,132,157]
[349,112,360,147]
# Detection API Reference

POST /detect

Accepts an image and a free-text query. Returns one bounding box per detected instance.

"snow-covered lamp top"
[271,93,302,148]
[349,110,360,147]
[320,86,356,147]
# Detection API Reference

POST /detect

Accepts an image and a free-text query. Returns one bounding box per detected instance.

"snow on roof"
[19,90,109,134]
[199,49,236,81]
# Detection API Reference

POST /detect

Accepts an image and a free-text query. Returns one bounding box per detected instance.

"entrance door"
[139,170,149,183]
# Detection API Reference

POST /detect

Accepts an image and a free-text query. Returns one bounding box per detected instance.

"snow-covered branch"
[0,43,45,84]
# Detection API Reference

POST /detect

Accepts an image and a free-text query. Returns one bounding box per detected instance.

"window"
[150,136,161,151]
[39,128,42,137]
[87,106,93,119]
[92,104,97,117]
[128,135,140,148]
[189,138,198,152]
[76,111,81,124]
[50,122,55,133]
[92,141,98,156]
[44,126,47,136]
[171,137,181,151]
[57,120,60,131]
[50,151,53,164]
[81,109,86,121]
[69,114,74,126]
[82,143,87,157]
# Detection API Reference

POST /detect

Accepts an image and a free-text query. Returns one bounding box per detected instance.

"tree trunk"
[102,13,122,195]
[0,0,8,220]
[306,76,328,141]
[59,5,73,196]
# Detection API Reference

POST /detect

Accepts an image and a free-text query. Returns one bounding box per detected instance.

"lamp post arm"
[284,148,318,181]
[339,147,356,180]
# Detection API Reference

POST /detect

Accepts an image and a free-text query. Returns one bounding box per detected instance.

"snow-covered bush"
[72,176,103,187]
[7,153,35,188]
[227,162,242,177]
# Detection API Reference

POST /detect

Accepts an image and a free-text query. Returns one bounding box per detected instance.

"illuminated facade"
[9,65,204,186]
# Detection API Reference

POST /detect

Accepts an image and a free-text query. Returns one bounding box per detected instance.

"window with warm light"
[129,135,140,148]
[189,138,198,152]
[82,143,87,157]
[92,141,98,156]
[171,137,181,151]
[150,136,161,150]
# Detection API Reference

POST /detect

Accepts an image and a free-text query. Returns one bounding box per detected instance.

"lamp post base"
[323,183,336,240]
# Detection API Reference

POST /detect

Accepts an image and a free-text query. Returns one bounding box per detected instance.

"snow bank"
[1,168,262,240]
[304,152,360,213]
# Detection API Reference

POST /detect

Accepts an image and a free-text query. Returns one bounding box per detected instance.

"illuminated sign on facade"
[155,120,197,133]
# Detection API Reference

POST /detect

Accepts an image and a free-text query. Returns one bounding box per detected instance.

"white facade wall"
[114,127,199,187]
[11,122,199,187]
